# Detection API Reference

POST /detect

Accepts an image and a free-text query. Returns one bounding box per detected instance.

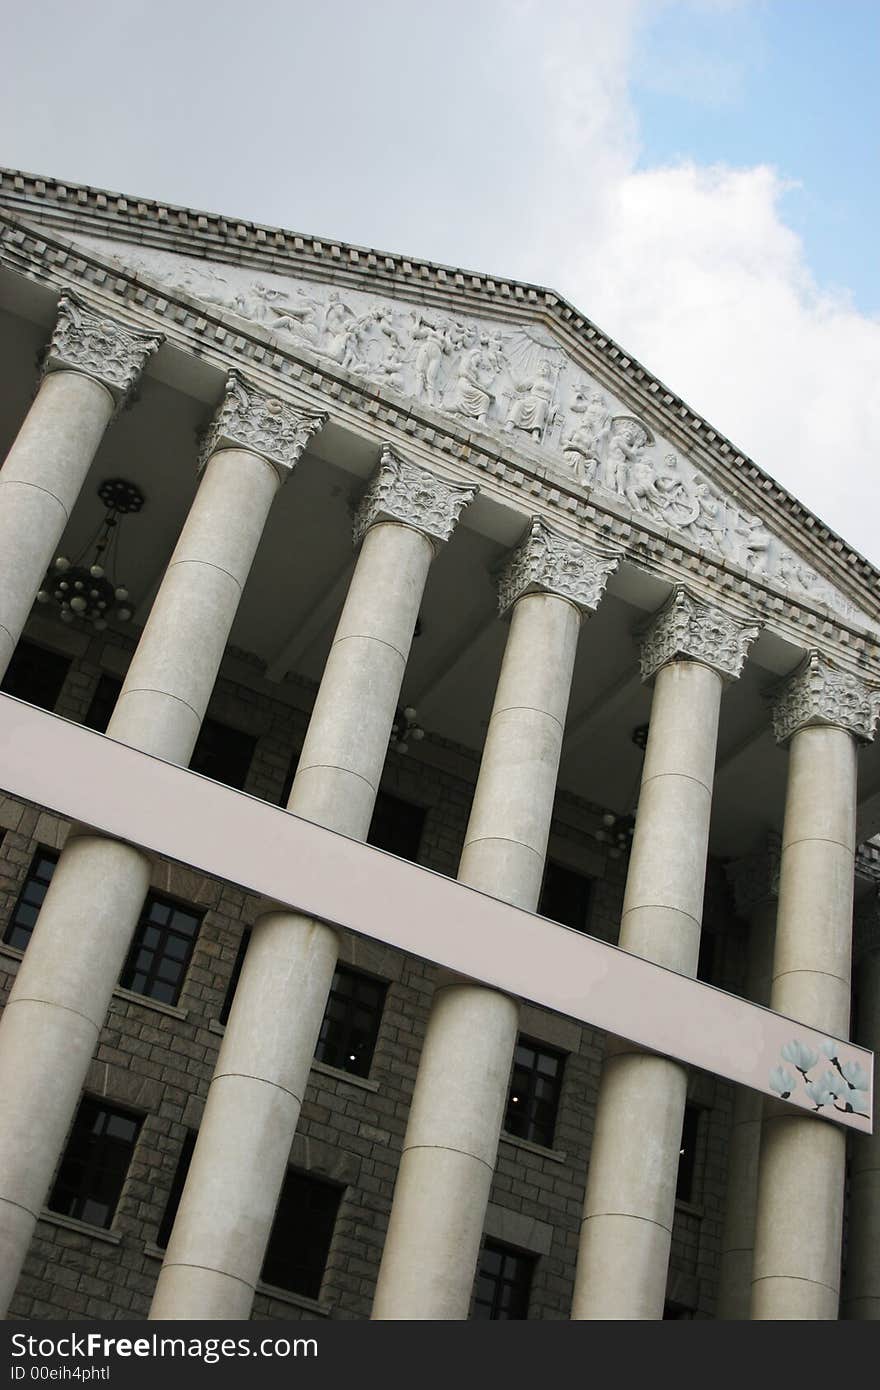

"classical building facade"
[0,167,878,1321]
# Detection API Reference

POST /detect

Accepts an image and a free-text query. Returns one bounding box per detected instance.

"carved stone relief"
[71,236,865,628]
[771,651,880,745]
[353,444,477,547]
[199,371,327,477]
[639,588,760,683]
[46,289,162,403]
[496,518,619,615]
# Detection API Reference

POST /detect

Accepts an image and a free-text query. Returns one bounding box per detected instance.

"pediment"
[60,230,875,634]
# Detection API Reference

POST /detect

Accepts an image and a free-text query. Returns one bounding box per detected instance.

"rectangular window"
[155,1130,197,1249]
[538,860,592,933]
[676,1104,700,1203]
[48,1097,142,1230]
[315,964,386,1079]
[83,673,123,733]
[367,791,427,862]
[504,1037,565,1149]
[1,639,71,712]
[219,928,251,1025]
[119,893,203,1006]
[189,717,256,791]
[3,847,58,950]
[473,1240,535,1320]
[261,1169,342,1299]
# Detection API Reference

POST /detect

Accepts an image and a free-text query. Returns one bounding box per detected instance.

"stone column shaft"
[372,521,619,1320]
[0,292,160,678]
[572,589,758,1320]
[149,448,476,1320]
[751,653,879,1320]
[0,375,322,1317]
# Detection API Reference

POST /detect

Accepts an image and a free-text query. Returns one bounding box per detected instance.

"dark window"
[119,894,203,1006]
[156,1130,197,1249]
[1,639,70,712]
[696,930,714,984]
[3,847,58,950]
[83,674,123,733]
[278,745,304,808]
[189,717,256,791]
[504,1037,565,1148]
[663,1301,695,1319]
[261,1169,342,1298]
[676,1104,700,1203]
[315,965,386,1079]
[48,1097,142,1229]
[367,791,426,862]
[473,1241,535,1320]
[538,861,592,933]
[219,928,251,1025]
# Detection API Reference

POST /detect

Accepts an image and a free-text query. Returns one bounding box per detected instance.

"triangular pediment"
[14,207,879,638]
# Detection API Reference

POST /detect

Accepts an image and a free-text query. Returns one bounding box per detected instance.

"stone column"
[0,290,161,678]
[841,893,880,1319]
[715,838,779,1319]
[372,521,620,1320]
[149,447,476,1321]
[572,589,759,1320]
[751,654,880,1320]
[0,374,324,1317]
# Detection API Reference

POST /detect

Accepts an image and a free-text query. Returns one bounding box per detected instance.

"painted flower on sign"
[771,1038,871,1119]
[769,1066,796,1100]
[780,1039,819,1078]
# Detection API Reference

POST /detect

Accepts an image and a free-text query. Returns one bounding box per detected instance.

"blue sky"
[632,0,879,312]
[2,0,879,562]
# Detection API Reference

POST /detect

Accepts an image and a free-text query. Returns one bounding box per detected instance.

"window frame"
[472,1239,535,1320]
[260,1167,343,1300]
[3,846,59,950]
[47,1096,142,1231]
[118,891,203,1007]
[504,1035,566,1149]
[314,963,387,1080]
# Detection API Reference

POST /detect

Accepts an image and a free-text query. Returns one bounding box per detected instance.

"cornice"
[2,206,879,680]
[3,165,878,611]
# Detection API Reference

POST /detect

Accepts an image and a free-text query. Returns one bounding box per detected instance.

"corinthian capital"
[45,290,162,404]
[496,518,619,616]
[199,371,327,478]
[352,445,477,547]
[771,651,880,745]
[639,588,760,683]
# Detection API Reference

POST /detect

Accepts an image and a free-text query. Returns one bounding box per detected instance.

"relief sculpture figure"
[446,346,495,424]
[504,361,556,441]
[604,417,651,493]
[561,391,611,484]
[412,314,453,407]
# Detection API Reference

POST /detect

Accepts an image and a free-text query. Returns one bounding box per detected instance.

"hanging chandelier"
[36,478,144,631]
[592,723,649,859]
[389,706,425,755]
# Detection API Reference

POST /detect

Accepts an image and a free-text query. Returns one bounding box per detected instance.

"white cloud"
[521,6,880,567]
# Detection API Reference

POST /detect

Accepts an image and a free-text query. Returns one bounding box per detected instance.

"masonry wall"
[0,616,742,1320]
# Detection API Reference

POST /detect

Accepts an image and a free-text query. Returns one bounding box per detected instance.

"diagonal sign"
[0,693,873,1132]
